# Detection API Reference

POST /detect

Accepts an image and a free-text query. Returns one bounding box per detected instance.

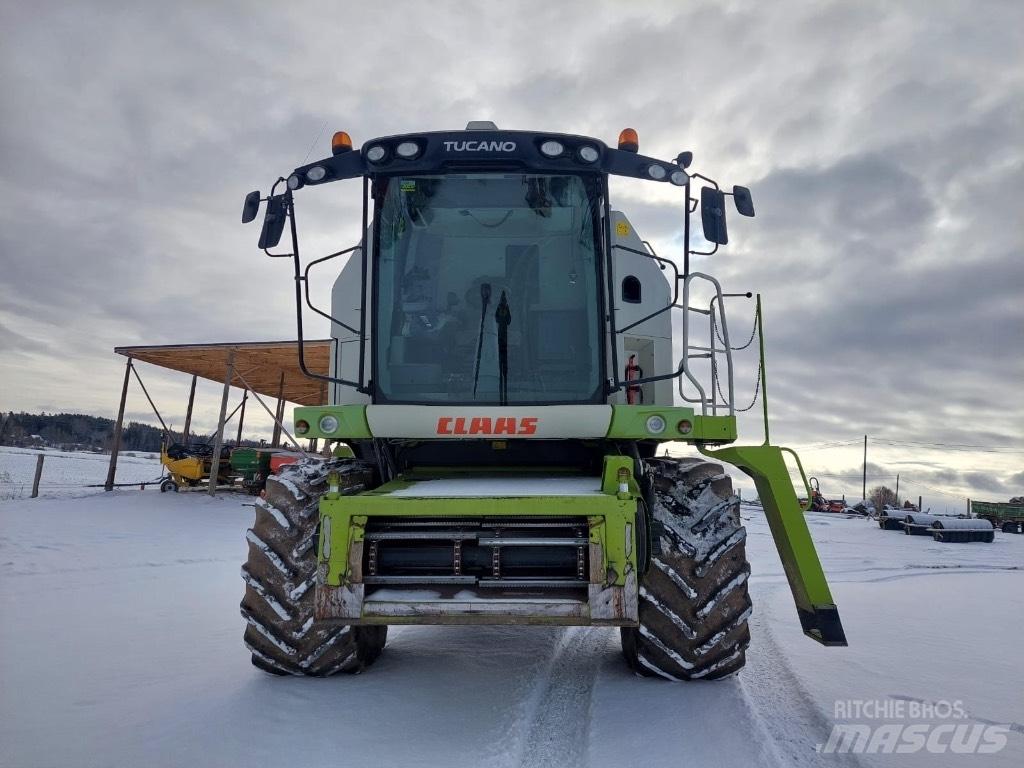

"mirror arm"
[689,172,719,190]
[689,242,719,257]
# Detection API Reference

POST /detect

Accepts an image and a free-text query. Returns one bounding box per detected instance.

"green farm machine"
[240,122,846,680]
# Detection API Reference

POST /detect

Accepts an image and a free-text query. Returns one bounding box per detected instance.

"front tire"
[621,457,751,681]
[240,457,387,676]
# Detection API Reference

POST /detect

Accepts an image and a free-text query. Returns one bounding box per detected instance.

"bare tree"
[869,485,898,510]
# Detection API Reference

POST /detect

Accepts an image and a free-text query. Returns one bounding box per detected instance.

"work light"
[365,145,387,163]
[645,415,666,434]
[395,141,420,159]
[306,166,327,182]
[540,140,565,157]
[669,170,689,186]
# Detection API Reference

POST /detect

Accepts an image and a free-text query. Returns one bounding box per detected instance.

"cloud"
[0,0,1021,502]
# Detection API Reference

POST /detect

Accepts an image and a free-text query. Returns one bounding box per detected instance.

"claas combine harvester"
[239,122,847,680]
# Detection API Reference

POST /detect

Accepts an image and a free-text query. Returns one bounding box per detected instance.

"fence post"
[31,454,45,498]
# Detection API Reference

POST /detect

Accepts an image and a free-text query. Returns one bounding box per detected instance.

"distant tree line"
[0,411,263,453]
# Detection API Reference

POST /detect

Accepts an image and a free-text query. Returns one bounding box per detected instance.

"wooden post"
[208,350,235,496]
[235,390,248,445]
[31,454,44,498]
[918,495,923,512]
[105,357,132,491]
[271,371,285,448]
[182,375,197,444]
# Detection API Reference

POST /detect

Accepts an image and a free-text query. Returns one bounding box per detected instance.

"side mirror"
[733,185,755,217]
[242,190,261,224]
[700,186,728,245]
[258,194,288,249]
[676,151,693,169]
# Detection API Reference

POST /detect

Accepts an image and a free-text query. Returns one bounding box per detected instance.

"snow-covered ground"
[1,487,1021,767]
[0,446,163,500]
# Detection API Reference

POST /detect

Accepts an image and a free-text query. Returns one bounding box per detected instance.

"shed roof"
[114,340,332,406]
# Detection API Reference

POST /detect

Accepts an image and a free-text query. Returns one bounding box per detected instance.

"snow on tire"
[240,457,387,676]
[621,457,751,681]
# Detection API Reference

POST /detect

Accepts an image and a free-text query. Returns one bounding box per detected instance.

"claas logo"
[436,416,538,436]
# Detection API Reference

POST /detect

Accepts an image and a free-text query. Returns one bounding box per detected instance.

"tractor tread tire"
[621,456,751,681]
[240,457,387,676]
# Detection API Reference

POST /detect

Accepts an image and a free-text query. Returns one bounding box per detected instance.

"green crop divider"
[700,443,847,646]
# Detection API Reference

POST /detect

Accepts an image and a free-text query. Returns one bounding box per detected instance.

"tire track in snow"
[740,586,864,768]
[515,627,610,768]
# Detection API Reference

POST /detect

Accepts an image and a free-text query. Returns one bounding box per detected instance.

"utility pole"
[895,474,900,506]
[862,434,867,502]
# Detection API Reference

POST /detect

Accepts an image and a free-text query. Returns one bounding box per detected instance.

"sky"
[1,0,1021,505]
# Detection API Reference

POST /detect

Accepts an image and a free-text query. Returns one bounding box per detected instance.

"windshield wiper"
[495,290,511,406]
[472,282,492,397]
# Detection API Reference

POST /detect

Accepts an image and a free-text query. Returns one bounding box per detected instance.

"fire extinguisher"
[625,354,643,404]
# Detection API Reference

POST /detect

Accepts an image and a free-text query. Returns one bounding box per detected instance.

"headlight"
[677,419,693,435]
[395,141,420,159]
[647,164,667,180]
[287,173,303,190]
[306,166,327,182]
[295,419,310,435]
[577,145,600,163]
[669,169,689,186]
[365,145,387,163]
[540,140,565,157]
[319,415,340,434]
[645,415,667,434]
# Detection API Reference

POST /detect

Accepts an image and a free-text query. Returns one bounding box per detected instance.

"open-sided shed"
[106,340,332,493]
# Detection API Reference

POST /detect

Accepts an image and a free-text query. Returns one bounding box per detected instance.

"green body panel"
[605,406,737,442]
[971,501,1024,521]
[296,405,371,439]
[699,443,847,645]
[318,456,639,589]
[229,447,273,475]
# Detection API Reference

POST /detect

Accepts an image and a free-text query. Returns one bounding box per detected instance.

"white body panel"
[383,476,602,497]
[329,246,371,405]
[365,404,612,439]
[607,210,674,406]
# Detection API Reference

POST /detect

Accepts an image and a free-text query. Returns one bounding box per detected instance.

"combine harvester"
[239,122,847,680]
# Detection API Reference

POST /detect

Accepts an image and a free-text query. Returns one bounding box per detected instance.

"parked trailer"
[878,508,906,531]
[971,501,1024,534]
[903,513,939,536]
[932,518,995,543]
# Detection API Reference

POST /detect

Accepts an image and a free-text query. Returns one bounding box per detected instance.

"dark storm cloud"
[0,1,1021,500]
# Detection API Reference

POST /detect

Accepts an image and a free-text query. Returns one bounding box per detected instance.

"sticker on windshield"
[400,180,416,192]
[616,221,630,237]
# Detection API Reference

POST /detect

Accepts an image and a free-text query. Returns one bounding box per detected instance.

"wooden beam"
[208,349,235,496]
[182,375,197,443]
[105,357,132,491]
[272,371,285,448]
[235,390,248,445]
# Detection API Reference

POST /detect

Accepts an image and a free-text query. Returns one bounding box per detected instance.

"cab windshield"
[374,173,603,404]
